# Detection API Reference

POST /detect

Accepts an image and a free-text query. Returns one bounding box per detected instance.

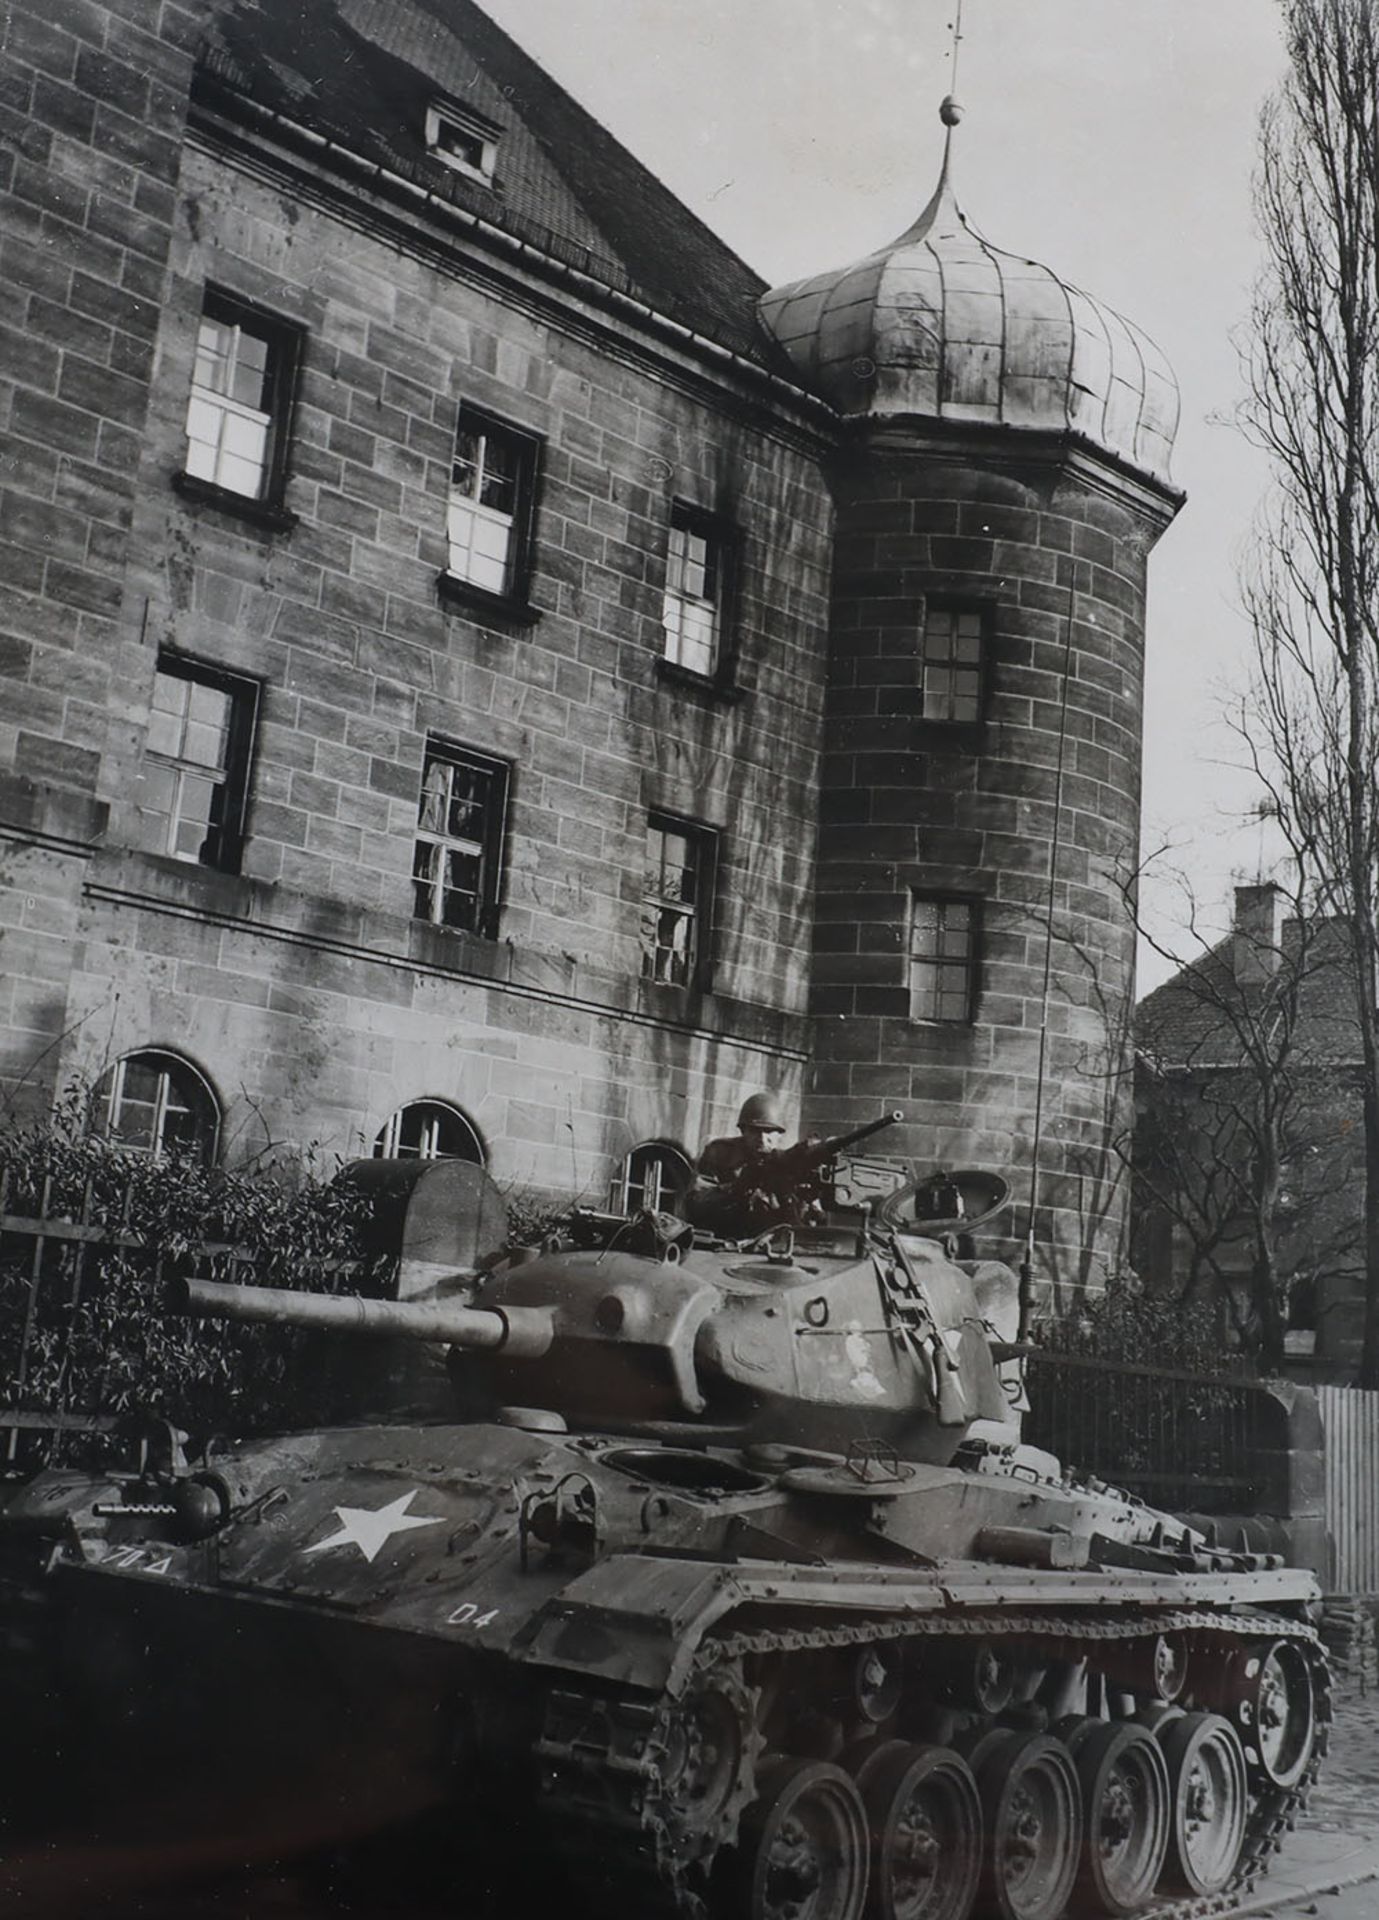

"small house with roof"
[1133,884,1367,1375]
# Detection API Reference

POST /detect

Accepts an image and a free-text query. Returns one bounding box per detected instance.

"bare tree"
[1240,0,1379,1382]
[1129,859,1355,1373]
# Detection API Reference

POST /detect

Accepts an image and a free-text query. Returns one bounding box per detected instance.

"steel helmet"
[737,1092,786,1133]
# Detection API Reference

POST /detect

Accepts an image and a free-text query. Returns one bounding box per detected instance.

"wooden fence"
[1317,1385,1379,1591]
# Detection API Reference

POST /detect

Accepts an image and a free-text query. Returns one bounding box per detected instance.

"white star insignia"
[303,1491,443,1564]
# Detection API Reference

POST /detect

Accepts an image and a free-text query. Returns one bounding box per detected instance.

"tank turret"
[177,1195,1010,1463]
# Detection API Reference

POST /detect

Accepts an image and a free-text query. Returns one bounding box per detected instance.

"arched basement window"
[373,1100,485,1163]
[97,1050,221,1164]
[610,1141,694,1215]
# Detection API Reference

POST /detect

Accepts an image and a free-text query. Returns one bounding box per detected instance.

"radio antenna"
[1019,574,1077,1338]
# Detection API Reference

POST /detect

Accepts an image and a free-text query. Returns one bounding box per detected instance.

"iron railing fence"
[0,1157,375,1473]
[1021,1348,1278,1516]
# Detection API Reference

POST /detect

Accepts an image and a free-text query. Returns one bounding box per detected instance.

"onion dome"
[758,131,1179,487]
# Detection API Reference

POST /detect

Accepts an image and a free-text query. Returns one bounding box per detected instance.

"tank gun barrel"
[173,1275,554,1358]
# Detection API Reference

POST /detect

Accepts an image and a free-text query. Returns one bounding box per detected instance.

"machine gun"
[768,1109,904,1187]
[705,1109,904,1232]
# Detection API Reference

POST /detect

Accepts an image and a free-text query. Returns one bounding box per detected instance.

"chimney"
[1233,882,1284,987]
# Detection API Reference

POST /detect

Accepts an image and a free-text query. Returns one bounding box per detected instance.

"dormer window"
[426,102,499,184]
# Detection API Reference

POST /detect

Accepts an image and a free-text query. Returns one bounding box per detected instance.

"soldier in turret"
[685,1091,793,1236]
[686,1097,904,1238]
[697,1091,787,1182]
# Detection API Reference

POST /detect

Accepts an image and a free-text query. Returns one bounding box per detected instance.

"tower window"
[97,1051,220,1164]
[413,742,509,937]
[908,894,979,1023]
[181,289,301,512]
[662,506,731,679]
[139,654,258,872]
[641,813,717,989]
[445,407,540,606]
[425,102,500,184]
[374,1101,484,1163]
[919,602,986,724]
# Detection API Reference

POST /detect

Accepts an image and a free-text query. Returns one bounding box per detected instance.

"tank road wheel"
[738,1758,869,1920]
[852,1645,905,1727]
[1132,1704,1184,1742]
[1158,1713,1247,1896]
[973,1731,1081,1920]
[1069,1723,1170,1917]
[1225,1640,1317,1790]
[854,1742,982,1920]
[938,1643,1016,1715]
[1148,1635,1189,1704]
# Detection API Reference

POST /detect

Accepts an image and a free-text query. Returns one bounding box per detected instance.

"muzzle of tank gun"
[170,1274,555,1358]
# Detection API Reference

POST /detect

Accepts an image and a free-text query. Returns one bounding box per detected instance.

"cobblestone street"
[1306,1678,1379,1834]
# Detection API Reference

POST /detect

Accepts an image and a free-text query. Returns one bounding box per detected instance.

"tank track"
[537,1604,1330,1920]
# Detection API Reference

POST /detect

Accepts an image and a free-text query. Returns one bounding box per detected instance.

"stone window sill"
[436,570,541,627]
[172,471,297,533]
[655,658,746,704]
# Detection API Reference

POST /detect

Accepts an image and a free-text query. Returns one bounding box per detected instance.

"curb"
[1232,1842,1379,1916]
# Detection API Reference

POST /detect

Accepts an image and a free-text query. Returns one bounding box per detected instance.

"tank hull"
[0,1416,1330,1920]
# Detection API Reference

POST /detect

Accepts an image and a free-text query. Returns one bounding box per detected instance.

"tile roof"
[195,0,777,363]
[1135,916,1362,1069]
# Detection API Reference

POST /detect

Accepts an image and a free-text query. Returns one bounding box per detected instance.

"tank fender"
[514,1553,956,1695]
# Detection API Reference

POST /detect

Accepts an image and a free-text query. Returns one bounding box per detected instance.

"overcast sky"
[480,0,1290,991]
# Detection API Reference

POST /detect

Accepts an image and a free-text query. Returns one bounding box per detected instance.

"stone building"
[0,0,1180,1294]
[1134,884,1367,1377]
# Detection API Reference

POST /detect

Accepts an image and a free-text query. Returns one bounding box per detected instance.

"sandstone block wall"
[1,5,835,1191]
[0,0,197,1114]
[808,436,1175,1297]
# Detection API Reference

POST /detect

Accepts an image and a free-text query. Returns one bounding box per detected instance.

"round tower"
[759,117,1182,1311]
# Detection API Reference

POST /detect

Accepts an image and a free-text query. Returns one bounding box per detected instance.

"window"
[413,742,509,936]
[641,813,716,989]
[180,289,301,515]
[97,1051,220,1163]
[374,1101,484,1163]
[444,407,540,607]
[610,1143,693,1216]
[138,654,258,872]
[662,506,730,679]
[425,102,500,183]
[919,602,986,724]
[908,894,979,1023]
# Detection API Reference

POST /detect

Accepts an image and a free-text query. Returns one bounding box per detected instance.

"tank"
[0,1132,1329,1920]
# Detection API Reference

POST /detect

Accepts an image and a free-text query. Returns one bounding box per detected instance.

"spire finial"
[938,1,965,173]
[946,0,964,95]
